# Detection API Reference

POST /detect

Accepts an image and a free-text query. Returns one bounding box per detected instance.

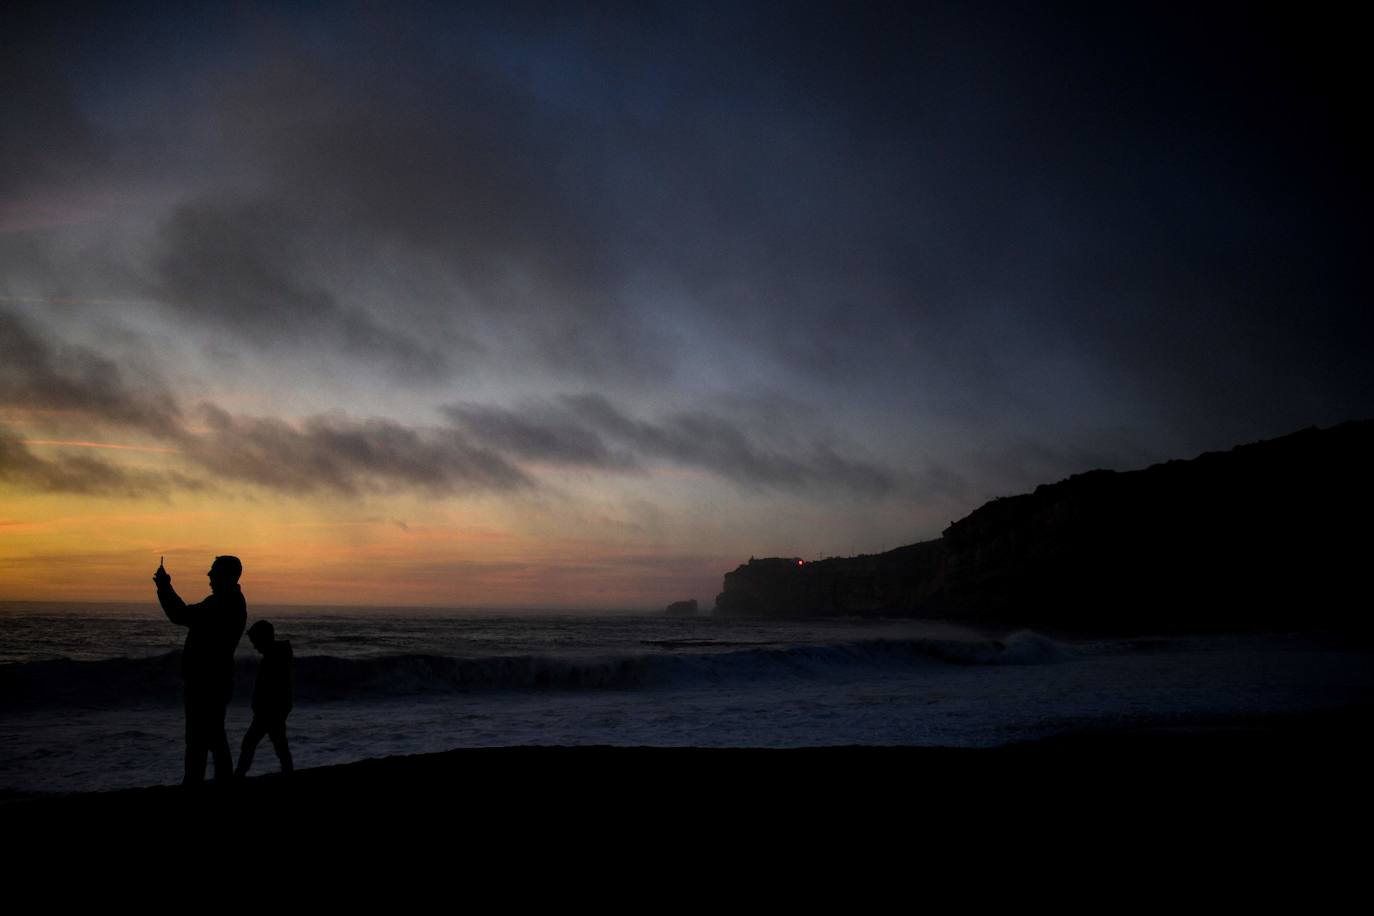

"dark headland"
[716,420,1374,632]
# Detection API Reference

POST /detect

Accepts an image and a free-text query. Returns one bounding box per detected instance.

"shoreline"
[7,705,1370,817]
[6,707,1371,880]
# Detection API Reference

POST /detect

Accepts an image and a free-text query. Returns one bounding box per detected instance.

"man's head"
[247,619,274,652]
[207,555,243,592]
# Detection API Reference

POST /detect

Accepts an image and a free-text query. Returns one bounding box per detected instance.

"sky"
[2,1,1370,607]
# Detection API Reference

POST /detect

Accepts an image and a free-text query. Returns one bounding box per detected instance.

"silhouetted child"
[235,620,294,777]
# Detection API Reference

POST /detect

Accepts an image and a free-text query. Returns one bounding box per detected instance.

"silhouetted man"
[154,555,248,784]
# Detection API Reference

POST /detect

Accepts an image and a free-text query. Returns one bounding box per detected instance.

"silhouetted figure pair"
[155,555,247,784]
[236,619,294,778]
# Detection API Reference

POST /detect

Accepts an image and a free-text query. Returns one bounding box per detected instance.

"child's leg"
[267,719,293,774]
[236,718,267,778]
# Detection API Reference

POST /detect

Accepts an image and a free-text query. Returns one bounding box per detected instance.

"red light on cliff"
[797,559,804,566]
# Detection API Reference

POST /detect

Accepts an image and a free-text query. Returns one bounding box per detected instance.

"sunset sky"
[3,2,1370,607]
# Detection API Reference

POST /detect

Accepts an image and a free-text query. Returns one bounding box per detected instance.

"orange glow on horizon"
[0,486,737,609]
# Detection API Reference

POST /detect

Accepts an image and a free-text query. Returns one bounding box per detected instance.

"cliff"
[715,420,1374,630]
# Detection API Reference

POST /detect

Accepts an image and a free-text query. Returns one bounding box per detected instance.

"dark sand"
[6,709,1370,863]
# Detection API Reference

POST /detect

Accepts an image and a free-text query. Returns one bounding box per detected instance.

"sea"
[3,602,1372,795]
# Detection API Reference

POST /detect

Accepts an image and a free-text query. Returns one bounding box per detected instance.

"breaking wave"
[1,632,1069,708]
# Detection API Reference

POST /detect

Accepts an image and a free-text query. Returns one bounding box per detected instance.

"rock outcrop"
[664,599,699,616]
[715,420,1374,630]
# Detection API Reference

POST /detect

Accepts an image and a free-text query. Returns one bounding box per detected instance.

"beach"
[8,707,1370,835]
[5,700,1370,899]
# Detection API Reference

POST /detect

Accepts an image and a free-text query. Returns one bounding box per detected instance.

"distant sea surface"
[3,602,1371,795]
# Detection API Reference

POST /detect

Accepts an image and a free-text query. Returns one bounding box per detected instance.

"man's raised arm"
[154,562,192,626]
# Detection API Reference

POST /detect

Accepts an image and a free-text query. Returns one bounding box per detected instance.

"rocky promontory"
[715,420,1374,630]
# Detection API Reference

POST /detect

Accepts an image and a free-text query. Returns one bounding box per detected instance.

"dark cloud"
[3,0,1371,518]
[137,21,663,384]
[0,8,104,201]
[14,3,1371,422]
[442,402,639,470]
[0,429,195,498]
[575,3,1374,437]
[0,304,1117,510]
[153,200,454,381]
[0,308,182,438]
[180,404,532,496]
[447,394,902,498]
[0,311,520,498]
[1,312,906,500]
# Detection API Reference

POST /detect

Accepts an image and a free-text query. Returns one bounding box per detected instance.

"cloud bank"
[2,2,1371,537]
[1,309,907,501]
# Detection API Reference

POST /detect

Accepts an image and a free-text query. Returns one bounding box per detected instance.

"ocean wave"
[0,633,1069,708]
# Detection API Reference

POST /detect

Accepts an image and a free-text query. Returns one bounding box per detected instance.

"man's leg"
[267,719,294,774]
[209,699,233,781]
[184,693,208,785]
[236,717,266,778]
